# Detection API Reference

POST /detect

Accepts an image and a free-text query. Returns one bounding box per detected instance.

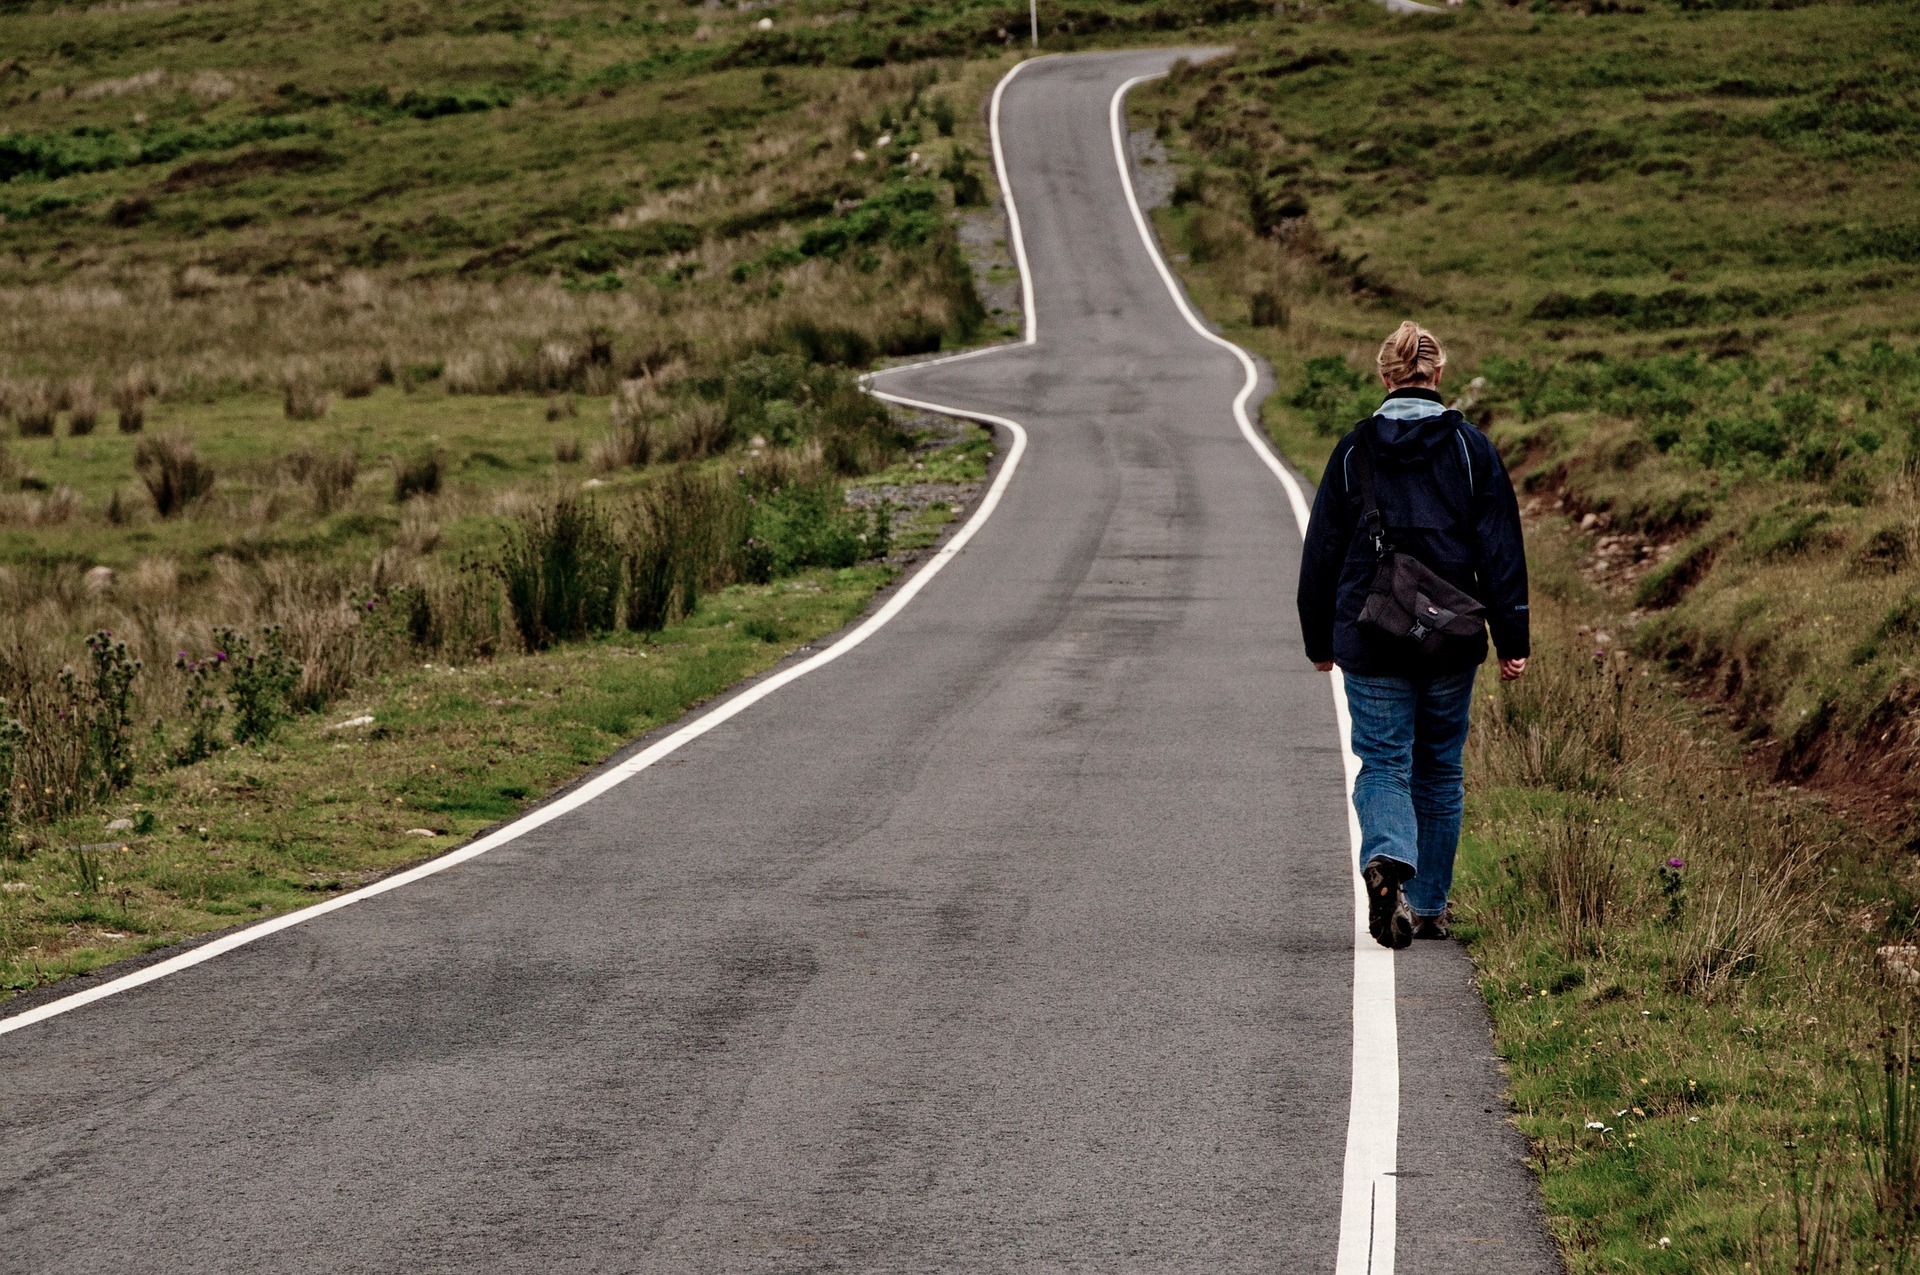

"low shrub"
[664,401,734,463]
[742,480,876,581]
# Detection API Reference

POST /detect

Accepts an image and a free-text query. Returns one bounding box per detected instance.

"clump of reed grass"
[0,705,24,857]
[499,495,621,650]
[133,432,215,517]
[112,369,150,434]
[10,380,55,438]
[282,374,332,422]
[553,435,582,465]
[285,447,358,514]
[1671,835,1816,998]
[65,379,98,436]
[393,451,442,502]
[664,400,733,463]
[1538,813,1619,957]
[1853,1032,1920,1250]
[396,502,441,556]
[0,630,140,823]
[623,469,744,633]
[593,379,662,472]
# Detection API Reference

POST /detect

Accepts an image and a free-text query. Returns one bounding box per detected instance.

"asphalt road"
[1,51,1558,1274]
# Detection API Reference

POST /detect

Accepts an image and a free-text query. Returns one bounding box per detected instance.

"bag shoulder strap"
[1347,423,1393,557]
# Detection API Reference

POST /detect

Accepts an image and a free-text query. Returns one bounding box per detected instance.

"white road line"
[0,415,1028,1041]
[1108,73,1398,1275]
[0,59,1050,1042]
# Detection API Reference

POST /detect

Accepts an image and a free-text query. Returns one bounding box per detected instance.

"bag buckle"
[1409,622,1430,641]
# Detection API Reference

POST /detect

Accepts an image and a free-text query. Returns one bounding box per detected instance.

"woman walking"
[1297,322,1529,949]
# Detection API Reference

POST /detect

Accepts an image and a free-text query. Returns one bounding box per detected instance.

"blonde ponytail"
[1376,320,1447,387]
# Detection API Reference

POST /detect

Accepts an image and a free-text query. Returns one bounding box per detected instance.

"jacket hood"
[1366,390,1464,464]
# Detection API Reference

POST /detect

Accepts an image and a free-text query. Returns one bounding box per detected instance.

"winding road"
[1,51,1557,1274]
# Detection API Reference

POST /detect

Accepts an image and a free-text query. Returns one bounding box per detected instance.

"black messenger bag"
[1348,428,1487,661]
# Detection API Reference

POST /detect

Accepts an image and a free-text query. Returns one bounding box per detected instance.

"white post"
[1029,0,1037,47]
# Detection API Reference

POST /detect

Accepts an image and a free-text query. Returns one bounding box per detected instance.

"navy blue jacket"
[1297,388,1529,679]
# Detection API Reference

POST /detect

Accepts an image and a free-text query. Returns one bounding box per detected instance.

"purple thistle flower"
[1667,858,1684,870]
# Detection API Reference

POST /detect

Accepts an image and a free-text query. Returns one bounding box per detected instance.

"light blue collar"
[1375,396,1448,422]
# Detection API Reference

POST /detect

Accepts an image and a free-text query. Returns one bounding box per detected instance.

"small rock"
[84,565,115,593]
[104,817,134,831]
[330,715,375,731]
[756,15,772,27]
[1580,513,1600,531]
[404,828,438,838]
[582,478,607,489]
[875,133,892,148]
[851,148,867,161]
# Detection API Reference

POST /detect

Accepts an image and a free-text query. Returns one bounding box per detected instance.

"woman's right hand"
[1499,657,1527,681]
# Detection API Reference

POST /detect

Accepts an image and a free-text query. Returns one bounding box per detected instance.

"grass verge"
[1132,2,1920,1267]
[0,565,889,997]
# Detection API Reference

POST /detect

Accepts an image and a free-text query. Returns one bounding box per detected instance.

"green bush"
[1287,355,1374,437]
[743,481,874,581]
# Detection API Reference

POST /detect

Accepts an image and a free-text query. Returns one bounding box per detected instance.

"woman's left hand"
[1499,657,1528,681]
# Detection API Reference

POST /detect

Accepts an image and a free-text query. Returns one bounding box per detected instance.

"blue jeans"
[1342,667,1477,919]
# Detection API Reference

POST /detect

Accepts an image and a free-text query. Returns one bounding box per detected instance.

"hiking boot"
[1412,911,1453,941]
[1362,859,1414,950]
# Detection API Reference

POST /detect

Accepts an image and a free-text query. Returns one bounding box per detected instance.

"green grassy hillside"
[1137,2,1920,1268]
[0,0,1040,996]
[0,0,1279,994]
